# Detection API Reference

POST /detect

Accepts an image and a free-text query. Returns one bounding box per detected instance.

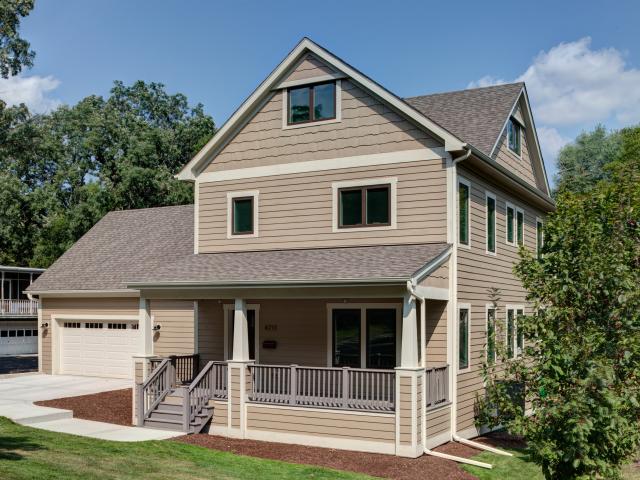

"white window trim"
[226,190,259,239]
[223,303,261,363]
[326,303,401,369]
[505,202,516,246]
[457,177,471,249]
[536,216,544,258]
[485,190,497,256]
[516,207,525,246]
[282,79,342,130]
[485,303,497,364]
[331,177,398,233]
[507,118,523,159]
[505,305,525,359]
[457,303,471,373]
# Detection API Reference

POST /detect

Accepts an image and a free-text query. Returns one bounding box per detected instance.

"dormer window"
[287,81,336,125]
[507,118,522,156]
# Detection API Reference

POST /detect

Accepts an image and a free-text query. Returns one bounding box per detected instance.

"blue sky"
[4,0,640,181]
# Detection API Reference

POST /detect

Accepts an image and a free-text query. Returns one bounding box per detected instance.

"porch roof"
[128,243,451,288]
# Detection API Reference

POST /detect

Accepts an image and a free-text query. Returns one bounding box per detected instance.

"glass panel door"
[332,309,361,368]
[366,309,396,369]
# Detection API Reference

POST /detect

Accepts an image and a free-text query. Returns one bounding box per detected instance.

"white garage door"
[60,320,140,379]
[0,322,38,355]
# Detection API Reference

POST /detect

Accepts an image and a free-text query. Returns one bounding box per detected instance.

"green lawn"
[463,448,640,480]
[0,417,374,480]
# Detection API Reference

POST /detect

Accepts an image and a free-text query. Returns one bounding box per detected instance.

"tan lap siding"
[246,405,395,443]
[419,262,448,289]
[210,399,228,428]
[424,300,447,366]
[230,368,241,428]
[398,376,413,445]
[282,53,337,83]
[456,165,543,433]
[198,300,225,364]
[40,297,139,374]
[204,79,441,173]
[426,404,451,448]
[199,159,447,252]
[150,300,195,357]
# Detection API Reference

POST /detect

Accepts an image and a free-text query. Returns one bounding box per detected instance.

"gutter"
[127,277,409,290]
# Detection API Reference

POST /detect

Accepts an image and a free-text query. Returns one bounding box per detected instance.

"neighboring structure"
[1,265,45,355]
[27,38,554,456]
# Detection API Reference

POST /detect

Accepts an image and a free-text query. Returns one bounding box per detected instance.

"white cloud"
[0,75,61,113]
[467,75,505,89]
[537,126,571,161]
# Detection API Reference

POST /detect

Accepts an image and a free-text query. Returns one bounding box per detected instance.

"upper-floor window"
[459,179,470,246]
[227,191,259,238]
[506,203,515,245]
[507,118,522,156]
[516,208,525,246]
[487,306,496,365]
[338,184,390,228]
[486,192,496,254]
[536,218,544,258]
[287,81,336,125]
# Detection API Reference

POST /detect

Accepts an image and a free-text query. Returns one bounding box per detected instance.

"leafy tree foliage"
[478,126,640,479]
[555,125,622,195]
[0,0,35,77]
[0,81,215,267]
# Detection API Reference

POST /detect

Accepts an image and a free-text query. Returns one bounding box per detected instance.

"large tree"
[0,0,35,77]
[478,126,640,479]
[0,80,215,267]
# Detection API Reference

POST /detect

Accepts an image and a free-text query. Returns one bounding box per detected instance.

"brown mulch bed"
[174,434,485,480]
[35,388,133,426]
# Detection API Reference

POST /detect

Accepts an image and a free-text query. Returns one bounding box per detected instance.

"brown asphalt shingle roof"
[404,82,524,156]
[28,204,449,292]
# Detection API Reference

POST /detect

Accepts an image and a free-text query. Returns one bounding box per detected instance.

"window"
[506,204,515,245]
[331,306,398,369]
[0,330,6,337]
[108,323,127,330]
[130,324,139,330]
[63,322,80,328]
[32,329,38,336]
[458,307,470,370]
[287,82,336,125]
[459,180,470,246]
[507,118,521,156]
[227,309,257,361]
[17,329,24,337]
[536,219,544,258]
[8,330,16,337]
[516,208,524,246]
[507,309,515,359]
[487,307,496,364]
[338,184,390,228]
[516,308,524,356]
[85,323,103,329]
[232,197,254,235]
[24,329,32,337]
[486,192,496,254]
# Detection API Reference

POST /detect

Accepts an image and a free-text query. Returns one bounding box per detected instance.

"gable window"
[227,191,259,238]
[458,306,470,370]
[516,208,525,246]
[506,203,515,245]
[459,179,470,246]
[507,118,521,156]
[288,82,336,125]
[486,192,496,254]
[338,184,390,228]
[331,306,398,369]
[487,306,496,365]
[536,218,544,258]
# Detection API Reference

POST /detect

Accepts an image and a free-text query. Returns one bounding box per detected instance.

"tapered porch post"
[232,298,250,361]
[133,297,154,425]
[227,298,252,439]
[401,293,419,368]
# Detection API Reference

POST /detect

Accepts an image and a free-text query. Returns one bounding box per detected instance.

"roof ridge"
[107,204,194,215]
[405,81,524,100]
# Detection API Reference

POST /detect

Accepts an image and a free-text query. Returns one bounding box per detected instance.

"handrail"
[141,358,169,389]
[136,358,174,426]
[184,361,228,430]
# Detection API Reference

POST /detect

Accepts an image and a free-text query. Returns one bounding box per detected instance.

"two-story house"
[27,38,553,457]
[1,265,44,356]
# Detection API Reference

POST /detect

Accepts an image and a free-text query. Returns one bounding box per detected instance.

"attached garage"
[0,320,38,355]
[58,319,140,379]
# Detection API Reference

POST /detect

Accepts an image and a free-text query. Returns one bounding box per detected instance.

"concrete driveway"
[0,373,181,441]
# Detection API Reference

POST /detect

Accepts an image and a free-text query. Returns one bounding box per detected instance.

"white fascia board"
[29,289,140,298]
[176,37,465,181]
[409,245,453,285]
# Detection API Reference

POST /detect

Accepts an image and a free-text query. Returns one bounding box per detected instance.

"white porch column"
[232,298,250,361]
[132,297,154,425]
[138,297,153,357]
[401,292,419,368]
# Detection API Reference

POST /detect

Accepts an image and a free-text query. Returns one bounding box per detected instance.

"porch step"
[143,418,184,431]
[147,409,184,422]
[157,402,183,413]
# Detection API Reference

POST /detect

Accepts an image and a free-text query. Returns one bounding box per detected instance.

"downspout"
[407,282,493,470]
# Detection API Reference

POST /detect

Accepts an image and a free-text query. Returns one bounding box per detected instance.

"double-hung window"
[507,118,522,156]
[458,306,470,370]
[506,203,515,245]
[459,179,470,246]
[516,208,525,246]
[486,192,496,254]
[338,184,390,228]
[288,82,336,125]
[332,307,397,369]
[506,307,525,358]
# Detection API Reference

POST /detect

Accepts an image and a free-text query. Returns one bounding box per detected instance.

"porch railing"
[149,354,200,385]
[248,364,396,412]
[136,358,173,426]
[185,361,227,430]
[425,364,449,410]
[0,299,38,316]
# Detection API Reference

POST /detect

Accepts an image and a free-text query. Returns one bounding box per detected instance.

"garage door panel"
[60,320,140,379]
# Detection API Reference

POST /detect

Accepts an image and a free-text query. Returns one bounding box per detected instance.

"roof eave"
[127,277,409,290]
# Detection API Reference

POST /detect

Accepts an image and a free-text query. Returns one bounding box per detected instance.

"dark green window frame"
[459,181,470,246]
[506,204,515,244]
[287,81,337,125]
[338,184,391,228]
[487,307,496,365]
[516,308,524,356]
[459,307,470,370]
[516,209,524,246]
[486,193,496,253]
[507,118,522,156]
[232,196,254,235]
[507,308,516,359]
[536,219,544,258]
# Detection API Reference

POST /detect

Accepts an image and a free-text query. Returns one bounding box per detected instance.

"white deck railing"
[248,364,396,412]
[0,299,38,316]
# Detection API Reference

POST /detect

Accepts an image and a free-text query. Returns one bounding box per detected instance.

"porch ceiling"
[127,243,451,289]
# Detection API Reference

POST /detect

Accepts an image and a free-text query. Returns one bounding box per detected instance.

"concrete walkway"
[0,373,182,441]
